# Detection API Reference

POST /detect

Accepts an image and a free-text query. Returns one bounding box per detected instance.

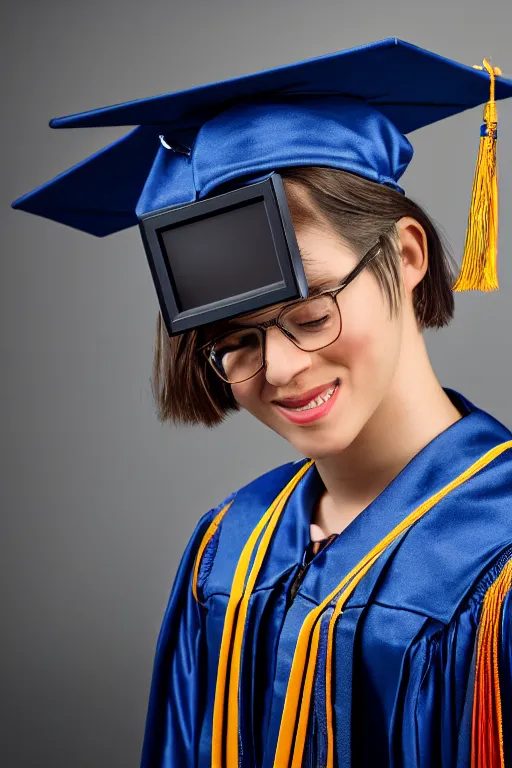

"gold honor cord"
[292,617,323,767]
[225,462,313,766]
[272,439,512,768]
[192,501,234,603]
[472,556,512,768]
[272,548,381,767]
[211,460,314,768]
[324,552,381,768]
[290,555,383,766]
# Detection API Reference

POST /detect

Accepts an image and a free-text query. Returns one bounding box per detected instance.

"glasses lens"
[281,295,341,351]
[210,327,264,383]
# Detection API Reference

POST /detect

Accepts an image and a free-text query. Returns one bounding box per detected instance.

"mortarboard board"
[11,38,512,336]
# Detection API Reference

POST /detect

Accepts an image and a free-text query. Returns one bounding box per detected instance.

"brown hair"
[151,166,458,427]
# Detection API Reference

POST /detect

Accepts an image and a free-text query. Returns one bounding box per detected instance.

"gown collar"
[293,387,512,619]
[204,387,512,622]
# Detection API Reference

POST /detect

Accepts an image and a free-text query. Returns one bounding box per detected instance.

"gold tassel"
[453,59,502,292]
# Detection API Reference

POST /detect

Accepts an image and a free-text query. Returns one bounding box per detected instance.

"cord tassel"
[453,59,502,292]
[471,556,512,768]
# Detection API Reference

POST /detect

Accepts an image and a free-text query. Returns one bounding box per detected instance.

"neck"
[313,329,462,532]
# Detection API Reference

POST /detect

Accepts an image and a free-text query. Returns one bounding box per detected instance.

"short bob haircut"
[151,166,458,427]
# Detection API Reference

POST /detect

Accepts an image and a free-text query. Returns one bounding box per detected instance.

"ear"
[396,217,428,293]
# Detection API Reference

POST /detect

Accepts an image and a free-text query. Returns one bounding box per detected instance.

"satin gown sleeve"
[139,496,233,768]
[391,549,512,768]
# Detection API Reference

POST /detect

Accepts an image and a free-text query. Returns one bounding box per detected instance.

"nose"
[263,327,313,387]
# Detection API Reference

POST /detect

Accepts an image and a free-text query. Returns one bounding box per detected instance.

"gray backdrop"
[2,1,512,766]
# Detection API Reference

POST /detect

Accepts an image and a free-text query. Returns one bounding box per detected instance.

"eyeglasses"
[199,239,382,384]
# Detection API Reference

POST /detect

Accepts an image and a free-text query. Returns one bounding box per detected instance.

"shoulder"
[425,544,512,642]
[394,548,512,765]
[208,457,309,525]
[438,545,512,643]
[189,459,304,538]
[191,458,309,599]
[402,547,512,674]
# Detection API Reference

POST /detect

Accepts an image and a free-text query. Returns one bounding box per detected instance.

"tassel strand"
[453,59,502,292]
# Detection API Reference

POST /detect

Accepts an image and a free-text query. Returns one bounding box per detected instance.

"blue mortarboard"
[11,38,512,333]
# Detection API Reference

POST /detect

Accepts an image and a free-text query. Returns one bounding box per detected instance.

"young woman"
[12,38,512,768]
[143,166,512,768]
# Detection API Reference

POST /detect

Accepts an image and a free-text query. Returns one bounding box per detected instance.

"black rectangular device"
[138,173,308,336]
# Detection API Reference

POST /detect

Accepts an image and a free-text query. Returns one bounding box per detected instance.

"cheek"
[230,379,264,415]
[232,382,279,431]
[329,302,401,383]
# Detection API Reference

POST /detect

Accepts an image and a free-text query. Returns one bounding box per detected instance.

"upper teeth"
[287,384,337,411]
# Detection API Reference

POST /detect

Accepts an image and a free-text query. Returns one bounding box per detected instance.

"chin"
[271,412,360,458]
[287,431,355,460]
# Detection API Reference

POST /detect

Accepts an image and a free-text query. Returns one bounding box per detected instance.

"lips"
[273,379,340,409]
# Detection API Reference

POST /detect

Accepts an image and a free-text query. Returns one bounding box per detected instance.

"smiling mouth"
[277,381,339,411]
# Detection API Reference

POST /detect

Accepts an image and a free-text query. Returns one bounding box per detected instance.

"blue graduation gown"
[140,387,512,767]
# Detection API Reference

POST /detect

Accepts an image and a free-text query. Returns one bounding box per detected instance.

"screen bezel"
[138,173,308,336]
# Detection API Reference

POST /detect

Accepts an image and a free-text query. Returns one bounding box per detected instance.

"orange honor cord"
[192,501,234,603]
[273,440,512,768]
[290,618,323,768]
[471,556,512,768]
[211,460,314,768]
[226,462,313,766]
[282,551,381,768]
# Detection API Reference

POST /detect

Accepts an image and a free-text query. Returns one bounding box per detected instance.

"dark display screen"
[159,199,284,311]
[139,174,308,335]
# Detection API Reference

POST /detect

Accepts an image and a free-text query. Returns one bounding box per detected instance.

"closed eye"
[297,315,329,328]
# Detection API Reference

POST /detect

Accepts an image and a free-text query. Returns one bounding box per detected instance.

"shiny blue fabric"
[140,388,512,767]
[191,96,412,199]
[12,38,512,236]
[135,95,412,218]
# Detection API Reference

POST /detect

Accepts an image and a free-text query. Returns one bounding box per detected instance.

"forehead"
[222,233,353,327]
[296,224,359,298]
[296,224,356,272]
[202,222,359,338]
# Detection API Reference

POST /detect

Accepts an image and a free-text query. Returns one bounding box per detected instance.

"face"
[227,222,406,460]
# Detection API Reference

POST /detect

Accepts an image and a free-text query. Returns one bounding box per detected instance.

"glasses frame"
[199,239,382,384]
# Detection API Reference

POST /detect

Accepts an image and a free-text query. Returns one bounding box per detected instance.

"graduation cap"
[11,38,512,336]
